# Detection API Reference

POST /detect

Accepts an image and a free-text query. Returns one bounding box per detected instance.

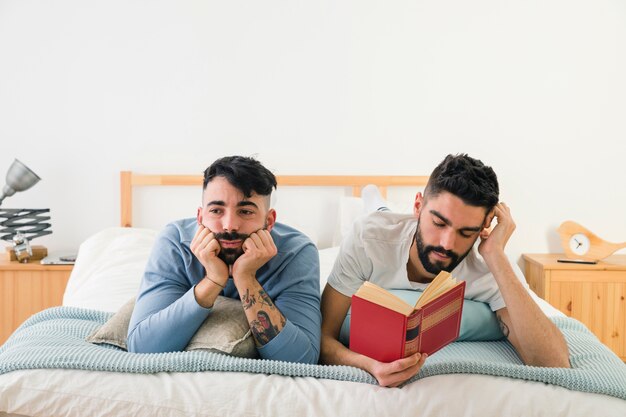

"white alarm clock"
[557,221,626,262]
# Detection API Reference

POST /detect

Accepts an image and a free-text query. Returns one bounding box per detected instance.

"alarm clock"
[568,233,591,257]
[557,221,626,262]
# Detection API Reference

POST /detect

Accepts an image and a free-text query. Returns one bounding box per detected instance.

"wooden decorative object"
[5,245,48,261]
[557,221,626,262]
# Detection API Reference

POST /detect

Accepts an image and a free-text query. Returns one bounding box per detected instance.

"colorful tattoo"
[250,310,280,346]
[241,288,256,310]
[258,289,274,309]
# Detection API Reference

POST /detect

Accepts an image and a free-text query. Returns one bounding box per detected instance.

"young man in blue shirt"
[128,156,321,363]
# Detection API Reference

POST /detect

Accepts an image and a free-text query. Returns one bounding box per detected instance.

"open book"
[350,271,466,362]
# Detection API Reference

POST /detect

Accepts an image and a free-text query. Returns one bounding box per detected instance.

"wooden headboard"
[120,171,429,227]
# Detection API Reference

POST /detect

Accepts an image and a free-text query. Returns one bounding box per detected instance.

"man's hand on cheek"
[191,225,229,283]
[232,229,277,281]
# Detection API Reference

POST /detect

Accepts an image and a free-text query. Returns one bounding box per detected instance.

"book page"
[354,281,415,316]
[414,271,460,309]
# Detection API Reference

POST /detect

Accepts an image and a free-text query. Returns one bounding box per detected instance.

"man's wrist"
[206,275,226,289]
[194,277,224,308]
[481,248,507,265]
[232,271,257,287]
[482,251,516,284]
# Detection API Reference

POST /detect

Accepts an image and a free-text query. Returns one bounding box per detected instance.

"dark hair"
[425,154,499,210]
[203,155,277,198]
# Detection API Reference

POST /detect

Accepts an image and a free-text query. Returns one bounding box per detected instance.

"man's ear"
[265,209,277,232]
[413,192,424,218]
[196,207,203,226]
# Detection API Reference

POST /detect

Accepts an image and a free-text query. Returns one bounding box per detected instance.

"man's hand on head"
[478,202,516,260]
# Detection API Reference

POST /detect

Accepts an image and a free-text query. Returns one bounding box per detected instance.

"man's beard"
[214,223,268,265]
[214,230,249,265]
[415,221,471,275]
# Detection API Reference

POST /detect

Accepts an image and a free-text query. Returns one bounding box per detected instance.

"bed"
[1,172,625,417]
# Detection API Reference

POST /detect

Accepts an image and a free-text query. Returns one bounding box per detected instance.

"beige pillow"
[86,296,258,358]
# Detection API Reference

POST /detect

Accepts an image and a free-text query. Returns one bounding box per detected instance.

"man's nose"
[221,212,240,232]
[439,229,456,251]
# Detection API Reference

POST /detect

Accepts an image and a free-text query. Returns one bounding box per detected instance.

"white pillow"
[331,193,415,247]
[62,227,158,312]
[331,197,365,246]
[319,246,340,293]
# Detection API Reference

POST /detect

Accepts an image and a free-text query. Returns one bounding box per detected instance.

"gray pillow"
[86,296,258,358]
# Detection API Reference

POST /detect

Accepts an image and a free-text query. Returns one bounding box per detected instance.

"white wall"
[1,1,625,263]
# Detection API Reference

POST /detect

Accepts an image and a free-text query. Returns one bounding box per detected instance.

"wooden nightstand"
[522,253,626,361]
[0,257,73,345]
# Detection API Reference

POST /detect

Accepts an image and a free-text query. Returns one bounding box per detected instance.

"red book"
[350,271,466,363]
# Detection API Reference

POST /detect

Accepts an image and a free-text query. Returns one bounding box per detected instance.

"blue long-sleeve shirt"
[127,219,321,364]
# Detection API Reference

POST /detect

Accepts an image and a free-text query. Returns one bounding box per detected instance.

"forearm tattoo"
[258,289,273,309]
[242,289,283,346]
[241,288,256,310]
[250,310,280,346]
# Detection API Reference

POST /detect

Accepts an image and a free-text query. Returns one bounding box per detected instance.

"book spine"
[403,310,422,357]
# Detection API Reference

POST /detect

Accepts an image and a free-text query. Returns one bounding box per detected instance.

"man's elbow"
[126,327,143,353]
[319,334,335,364]
[522,347,571,369]
[540,351,571,368]
[303,347,320,364]
[267,343,319,364]
[555,356,571,369]
[297,337,321,364]
[526,356,571,369]
[126,326,164,354]
[540,331,571,368]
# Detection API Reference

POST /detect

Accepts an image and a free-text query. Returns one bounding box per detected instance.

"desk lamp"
[0,159,41,205]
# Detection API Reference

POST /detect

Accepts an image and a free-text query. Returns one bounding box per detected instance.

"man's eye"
[209,208,222,214]
[433,222,445,228]
[460,232,475,239]
[240,210,254,215]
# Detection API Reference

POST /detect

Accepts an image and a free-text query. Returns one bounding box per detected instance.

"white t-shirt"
[328,211,528,312]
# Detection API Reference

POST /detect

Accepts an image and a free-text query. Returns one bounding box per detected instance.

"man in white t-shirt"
[320,154,570,387]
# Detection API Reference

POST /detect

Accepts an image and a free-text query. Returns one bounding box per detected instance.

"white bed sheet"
[1,367,625,417]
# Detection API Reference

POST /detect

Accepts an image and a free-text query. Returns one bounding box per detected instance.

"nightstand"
[522,253,626,361]
[0,258,73,345]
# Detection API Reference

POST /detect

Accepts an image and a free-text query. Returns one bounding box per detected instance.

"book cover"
[350,272,466,363]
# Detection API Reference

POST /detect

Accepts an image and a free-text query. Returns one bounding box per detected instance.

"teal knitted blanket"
[1,307,625,400]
